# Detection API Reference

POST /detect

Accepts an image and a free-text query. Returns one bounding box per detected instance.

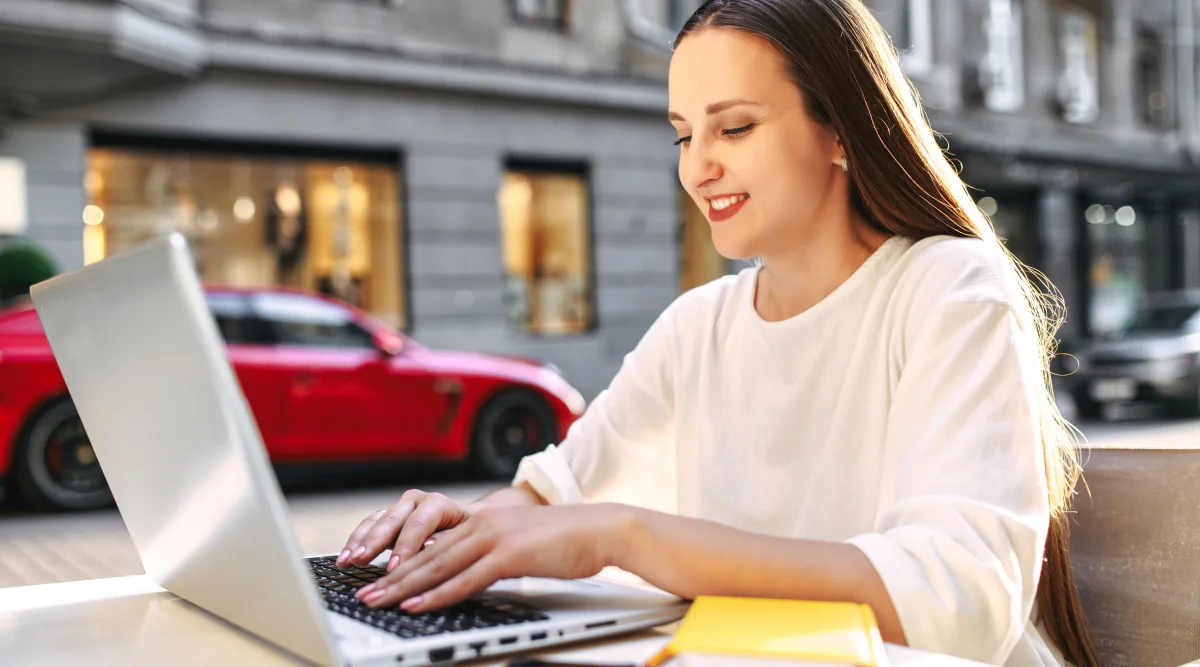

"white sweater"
[513,235,1069,666]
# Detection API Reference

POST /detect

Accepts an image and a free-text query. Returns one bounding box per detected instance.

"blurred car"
[1071,291,1200,420]
[0,285,586,511]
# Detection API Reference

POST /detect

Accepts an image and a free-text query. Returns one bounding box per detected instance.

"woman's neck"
[753,219,892,323]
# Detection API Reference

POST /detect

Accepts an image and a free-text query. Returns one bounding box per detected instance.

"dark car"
[1071,291,1200,420]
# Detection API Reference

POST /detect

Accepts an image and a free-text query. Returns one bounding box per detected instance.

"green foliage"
[0,243,58,301]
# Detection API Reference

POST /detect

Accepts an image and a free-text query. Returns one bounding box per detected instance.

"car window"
[206,293,273,345]
[1124,304,1200,334]
[251,293,375,350]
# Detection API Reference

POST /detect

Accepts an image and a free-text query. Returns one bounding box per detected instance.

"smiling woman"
[337,3,1101,666]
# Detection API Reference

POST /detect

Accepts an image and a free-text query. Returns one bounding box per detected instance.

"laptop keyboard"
[305,556,550,639]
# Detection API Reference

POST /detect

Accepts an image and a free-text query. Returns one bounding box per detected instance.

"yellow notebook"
[646,596,888,667]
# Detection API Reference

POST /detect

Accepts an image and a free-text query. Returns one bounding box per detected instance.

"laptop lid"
[30,234,343,667]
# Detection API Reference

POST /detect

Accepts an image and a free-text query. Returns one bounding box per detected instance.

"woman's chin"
[711,236,760,262]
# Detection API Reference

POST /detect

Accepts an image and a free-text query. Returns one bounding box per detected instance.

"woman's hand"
[338,490,475,571]
[354,503,631,613]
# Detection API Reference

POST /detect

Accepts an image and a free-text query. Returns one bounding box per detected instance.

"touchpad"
[486,577,601,597]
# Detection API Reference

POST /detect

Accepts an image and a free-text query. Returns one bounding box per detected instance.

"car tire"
[469,389,557,480]
[12,397,113,512]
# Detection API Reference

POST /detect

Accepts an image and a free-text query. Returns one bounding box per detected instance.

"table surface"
[0,575,988,667]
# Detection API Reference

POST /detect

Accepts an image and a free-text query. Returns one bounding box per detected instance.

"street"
[0,418,1197,590]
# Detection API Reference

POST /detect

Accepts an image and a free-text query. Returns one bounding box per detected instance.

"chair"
[1069,445,1200,667]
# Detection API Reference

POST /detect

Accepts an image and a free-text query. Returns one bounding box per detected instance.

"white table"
[0,576,988,666]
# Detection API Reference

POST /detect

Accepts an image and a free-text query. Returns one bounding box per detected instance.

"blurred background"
[0,0,1198,588]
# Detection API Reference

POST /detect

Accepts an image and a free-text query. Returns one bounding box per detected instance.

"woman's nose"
[681,140,721,191]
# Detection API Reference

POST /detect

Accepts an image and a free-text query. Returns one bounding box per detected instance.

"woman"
[337,1,1101,664]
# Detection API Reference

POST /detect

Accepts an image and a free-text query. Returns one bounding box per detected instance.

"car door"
[250,292,431,459]
[207,292,290,454]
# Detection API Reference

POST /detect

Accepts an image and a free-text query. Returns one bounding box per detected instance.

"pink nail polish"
[357,584,376,598]
[352,546,367,560]
[401,596,423,611]
[338,549,351,566]
[388,555,400,571]
[363,589,386,605]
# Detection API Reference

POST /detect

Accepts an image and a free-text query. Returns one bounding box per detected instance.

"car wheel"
[470,390,557,480]
[13,398,113,511]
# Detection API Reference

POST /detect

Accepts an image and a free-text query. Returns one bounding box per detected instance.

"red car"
[0,286,585,511]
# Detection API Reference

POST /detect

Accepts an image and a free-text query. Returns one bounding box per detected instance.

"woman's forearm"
[607,505,908,646]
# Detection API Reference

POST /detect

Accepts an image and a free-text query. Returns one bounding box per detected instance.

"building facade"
[1,0,1199,400]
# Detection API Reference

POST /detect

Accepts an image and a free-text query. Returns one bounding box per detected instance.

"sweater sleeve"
[847,295,1050,665]
[512,300,679,510]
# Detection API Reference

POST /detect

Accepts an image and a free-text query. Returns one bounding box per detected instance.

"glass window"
[1124,304,1200,334]
[889,0,933,76]
[1087,203,1148,335]
[498,167,593,335]
[679,186,728,292]
[1137,29,1169,130]
[1057,8,1100,124]
[252,293,375,349]
[980,0,1025,112]
[207,293,272,345]
[510,0,568,28]
[85,146,406,331]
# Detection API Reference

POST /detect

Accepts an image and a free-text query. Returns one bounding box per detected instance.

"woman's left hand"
[355,503,629,613]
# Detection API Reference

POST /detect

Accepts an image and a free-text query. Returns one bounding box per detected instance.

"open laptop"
[30,233,688,667]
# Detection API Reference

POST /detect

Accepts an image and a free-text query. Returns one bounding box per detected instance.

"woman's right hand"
[338,490,474,572]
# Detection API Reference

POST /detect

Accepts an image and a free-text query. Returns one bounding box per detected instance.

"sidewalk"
[0,482,500,589]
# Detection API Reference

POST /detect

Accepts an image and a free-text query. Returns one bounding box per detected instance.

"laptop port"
[428,647,455,663]
[585,620,617,630]
[469,641,487,656]
[530,632,548,642]
[499,636,519,646]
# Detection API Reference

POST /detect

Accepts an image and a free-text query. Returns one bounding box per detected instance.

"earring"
[840,156,848,173]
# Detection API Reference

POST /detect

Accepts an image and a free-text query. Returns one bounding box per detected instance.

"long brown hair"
[675,2,1101,665]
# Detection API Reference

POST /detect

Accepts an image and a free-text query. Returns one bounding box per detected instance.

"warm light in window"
[84,170,104,197]
[82,205,105,226]
[83,224,106,265]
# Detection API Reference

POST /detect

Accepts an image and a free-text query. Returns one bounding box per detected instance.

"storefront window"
[975,191,1037,268]
[84,147,406,330]
[498,167,593,335]
[679,186,728,293]
[1086,202,1148,336]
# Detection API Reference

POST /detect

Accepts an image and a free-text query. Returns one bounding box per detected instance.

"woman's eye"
[722,123,756,138]
[674,135,692,146]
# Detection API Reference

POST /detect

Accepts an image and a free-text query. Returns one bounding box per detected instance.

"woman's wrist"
[598,503,645,571]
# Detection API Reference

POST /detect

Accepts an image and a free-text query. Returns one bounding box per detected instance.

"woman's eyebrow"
[668,99,763,122]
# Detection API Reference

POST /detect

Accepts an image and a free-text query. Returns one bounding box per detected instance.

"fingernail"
[356,584,376,598]
[363,589,387,605]
[338,549,351,565]
[388,555,400,572]
[401,596,422,612]
[352,546,367,561]
[423,538,436,548]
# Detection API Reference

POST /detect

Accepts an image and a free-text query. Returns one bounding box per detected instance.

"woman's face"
[669,28,843,260]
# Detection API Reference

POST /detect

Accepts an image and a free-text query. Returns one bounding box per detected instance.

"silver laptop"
[30,233,688,667]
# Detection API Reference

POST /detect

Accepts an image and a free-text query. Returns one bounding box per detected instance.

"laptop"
[30,233,688,667]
